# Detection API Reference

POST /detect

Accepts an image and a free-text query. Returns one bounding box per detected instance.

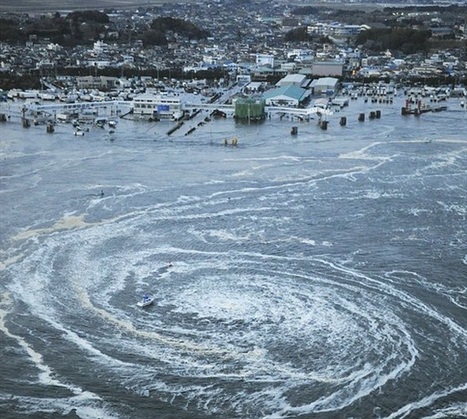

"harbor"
[1,83,465,143]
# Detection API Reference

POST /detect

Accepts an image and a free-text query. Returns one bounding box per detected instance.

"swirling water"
[1,96,467,419]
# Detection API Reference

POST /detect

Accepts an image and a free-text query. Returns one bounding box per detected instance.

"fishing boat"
[137,294,154,307]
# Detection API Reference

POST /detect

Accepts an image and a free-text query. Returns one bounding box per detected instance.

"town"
[0,0,466,123]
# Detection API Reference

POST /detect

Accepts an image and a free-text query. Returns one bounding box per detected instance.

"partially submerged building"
[132,93,184,119]
[234,98,266,121]
[262,84,310,107]
[310,77,340,95]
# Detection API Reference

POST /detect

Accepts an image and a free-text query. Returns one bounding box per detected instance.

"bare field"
[0,0,185,13]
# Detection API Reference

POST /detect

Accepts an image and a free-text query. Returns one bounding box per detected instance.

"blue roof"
[262,84,307,101]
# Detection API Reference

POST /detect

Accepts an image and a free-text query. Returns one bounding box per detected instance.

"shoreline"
[2,89,465,143]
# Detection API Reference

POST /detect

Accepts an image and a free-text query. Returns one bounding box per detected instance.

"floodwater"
[1,93,467,418]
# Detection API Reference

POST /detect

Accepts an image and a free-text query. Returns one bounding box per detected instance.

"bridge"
[184,103,331,119]
[266,105,332,118]
[17,100,130,115]
[184,102,235,116]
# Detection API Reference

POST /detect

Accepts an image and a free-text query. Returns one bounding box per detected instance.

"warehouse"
[262,84,310,107]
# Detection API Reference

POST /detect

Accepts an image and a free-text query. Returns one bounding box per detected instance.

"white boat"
[137,294,154,307]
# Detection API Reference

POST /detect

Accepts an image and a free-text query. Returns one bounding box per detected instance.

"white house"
[93,40,108,54]
[287,49,314,62]
[256,54,275,67]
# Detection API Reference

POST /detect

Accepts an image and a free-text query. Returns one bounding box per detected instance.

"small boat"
[137,294,154,307]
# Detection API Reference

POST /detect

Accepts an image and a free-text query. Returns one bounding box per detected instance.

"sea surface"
[1,93,467,419]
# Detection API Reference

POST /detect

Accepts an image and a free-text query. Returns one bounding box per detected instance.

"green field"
[0,0,187,13]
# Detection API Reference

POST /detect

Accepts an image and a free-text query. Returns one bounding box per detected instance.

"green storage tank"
[234,98,265,121]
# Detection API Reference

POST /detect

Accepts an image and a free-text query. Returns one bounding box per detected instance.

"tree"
[356,27,431,54]
[0,17,24,43]
[284,27,310,43]
[66,11,109,24]
[142,29,167,46]
[150,17,210,40]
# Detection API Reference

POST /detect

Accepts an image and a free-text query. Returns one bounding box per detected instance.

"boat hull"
[137,298,154,307]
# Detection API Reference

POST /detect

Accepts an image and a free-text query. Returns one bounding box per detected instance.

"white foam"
[3,158,466,418]
[421,402,467,419]
[0,293,102,398]
[0,393,117,419]
[383,382,467,419]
